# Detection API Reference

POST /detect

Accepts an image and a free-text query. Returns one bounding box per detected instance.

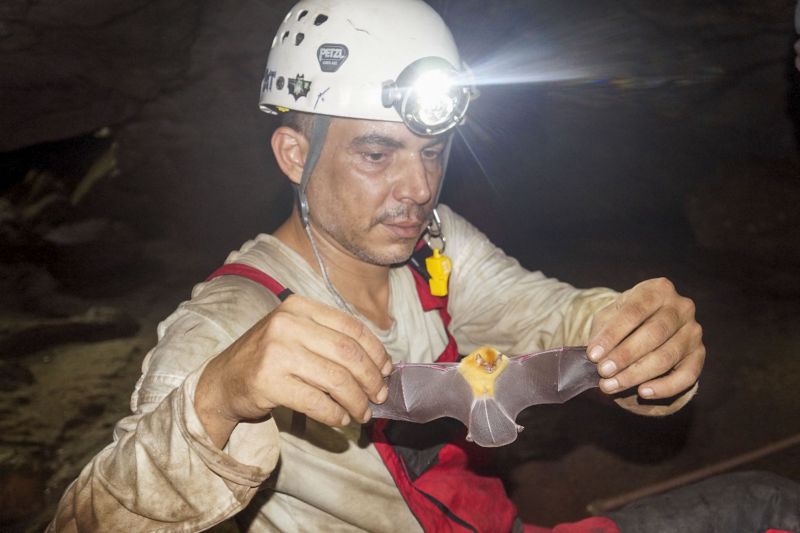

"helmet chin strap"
[298,114,332,228]
[425,133,455,251]
[295,115,355,314]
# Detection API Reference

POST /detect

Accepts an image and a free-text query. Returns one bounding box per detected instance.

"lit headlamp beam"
[466,45,592,87]
[383,57,472,136]
[460,23,723,90]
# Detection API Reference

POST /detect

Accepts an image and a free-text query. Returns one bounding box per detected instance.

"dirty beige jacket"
[48,205,692,532]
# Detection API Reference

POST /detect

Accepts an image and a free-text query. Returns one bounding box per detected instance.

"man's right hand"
[194,295,391,448]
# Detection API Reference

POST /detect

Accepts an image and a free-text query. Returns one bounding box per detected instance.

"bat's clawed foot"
[516,424,524,434]
[466,433,474,442]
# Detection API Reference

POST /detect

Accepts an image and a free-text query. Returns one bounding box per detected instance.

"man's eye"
[422,149,443,160]
[362,152,386,163]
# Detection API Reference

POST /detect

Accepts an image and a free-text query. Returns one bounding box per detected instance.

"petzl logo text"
[317,44,349,73]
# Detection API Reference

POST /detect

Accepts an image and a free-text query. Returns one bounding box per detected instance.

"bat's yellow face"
[473,347,502,373]
[458,347,509,398]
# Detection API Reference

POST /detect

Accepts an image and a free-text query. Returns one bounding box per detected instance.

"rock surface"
[0,0,201,152]
[0,306,139,358]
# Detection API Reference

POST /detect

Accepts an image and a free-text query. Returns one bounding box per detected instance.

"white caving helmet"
[259,0,472,136]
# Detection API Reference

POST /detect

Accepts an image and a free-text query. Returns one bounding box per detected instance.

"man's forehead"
[330,116,447,147]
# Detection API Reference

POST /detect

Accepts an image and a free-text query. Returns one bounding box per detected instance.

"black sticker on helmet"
[276,76,285,90]
[262,69,277,92]
[317,44,349,73]
[288,74,311,100]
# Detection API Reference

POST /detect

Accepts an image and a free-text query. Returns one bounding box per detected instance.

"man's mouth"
[382,220,425,239]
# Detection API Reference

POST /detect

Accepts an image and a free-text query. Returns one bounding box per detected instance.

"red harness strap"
[207,263,293,301]
[370,267,517,533]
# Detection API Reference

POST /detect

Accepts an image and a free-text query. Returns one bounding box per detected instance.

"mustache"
[373,205,432,226]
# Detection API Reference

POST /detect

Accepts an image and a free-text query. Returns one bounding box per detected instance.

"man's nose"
[393,155,434,205]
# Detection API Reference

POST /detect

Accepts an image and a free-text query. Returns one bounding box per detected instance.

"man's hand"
[587,278,705,400]
[194,295,391,448]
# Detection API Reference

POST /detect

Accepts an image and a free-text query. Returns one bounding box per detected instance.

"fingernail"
[361,408,372,423]
[382,360,393,376]
[589,346,604,362]
[599,360,617,376]
[341,414,351,426]
[640,387,654,398]
[377,385,389,403]
[601,378,619,392]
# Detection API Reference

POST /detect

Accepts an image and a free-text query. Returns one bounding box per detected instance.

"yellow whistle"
[425,248,452,296]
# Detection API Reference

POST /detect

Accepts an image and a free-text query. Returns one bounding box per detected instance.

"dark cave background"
[1,0,799,531]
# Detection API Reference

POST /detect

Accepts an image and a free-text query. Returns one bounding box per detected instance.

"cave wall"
[1,0,291,253]
[0,0,202,152]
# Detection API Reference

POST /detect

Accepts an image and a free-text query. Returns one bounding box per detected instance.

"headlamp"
[382,57,471,136]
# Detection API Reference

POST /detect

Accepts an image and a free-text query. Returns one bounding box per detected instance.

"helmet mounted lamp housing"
[382,57,471,136]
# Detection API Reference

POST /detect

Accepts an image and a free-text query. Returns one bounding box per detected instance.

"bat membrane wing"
[494,347,598,422]
[370,363,472,426]
[467,398,521,447]
[556,347,600,400]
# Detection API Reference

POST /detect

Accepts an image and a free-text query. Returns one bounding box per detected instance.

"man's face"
[305,118,447,266]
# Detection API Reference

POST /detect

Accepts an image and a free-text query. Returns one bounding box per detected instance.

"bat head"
[471,347,503,374]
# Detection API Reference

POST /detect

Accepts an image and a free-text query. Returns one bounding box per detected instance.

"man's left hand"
[587,277,705,399]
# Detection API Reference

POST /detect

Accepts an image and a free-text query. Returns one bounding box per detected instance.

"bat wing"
[370,347,597,448]
[369,362,472,427]
[494,346,598,423]
[464,396,525,448]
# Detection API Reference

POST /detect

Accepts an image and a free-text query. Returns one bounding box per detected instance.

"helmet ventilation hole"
[295,33,305,46]
[281,30,290,44]
[314,14,328,26]
[297,10,308,21]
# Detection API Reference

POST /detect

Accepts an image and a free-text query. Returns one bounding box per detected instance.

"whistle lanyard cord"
[304,220,355,316]
[296,114,354,315]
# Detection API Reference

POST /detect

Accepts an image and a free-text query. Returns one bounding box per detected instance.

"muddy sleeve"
[441,205,618,353]
[47,277,282,531]
[439,205,695,416]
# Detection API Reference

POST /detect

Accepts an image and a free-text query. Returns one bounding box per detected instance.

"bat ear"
[472,346,489,357]
[476,346,501,362]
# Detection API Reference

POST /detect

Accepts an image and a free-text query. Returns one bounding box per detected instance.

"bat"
[370,346,599,447]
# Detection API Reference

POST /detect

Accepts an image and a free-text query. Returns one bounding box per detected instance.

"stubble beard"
[320,204,432,267]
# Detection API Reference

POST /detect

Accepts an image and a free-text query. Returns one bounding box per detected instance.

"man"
[49,0,705,531]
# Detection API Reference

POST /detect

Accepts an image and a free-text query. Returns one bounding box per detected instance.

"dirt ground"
[1,212,798,531]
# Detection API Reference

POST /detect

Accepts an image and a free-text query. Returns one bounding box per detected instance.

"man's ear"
[271,126,309,186]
